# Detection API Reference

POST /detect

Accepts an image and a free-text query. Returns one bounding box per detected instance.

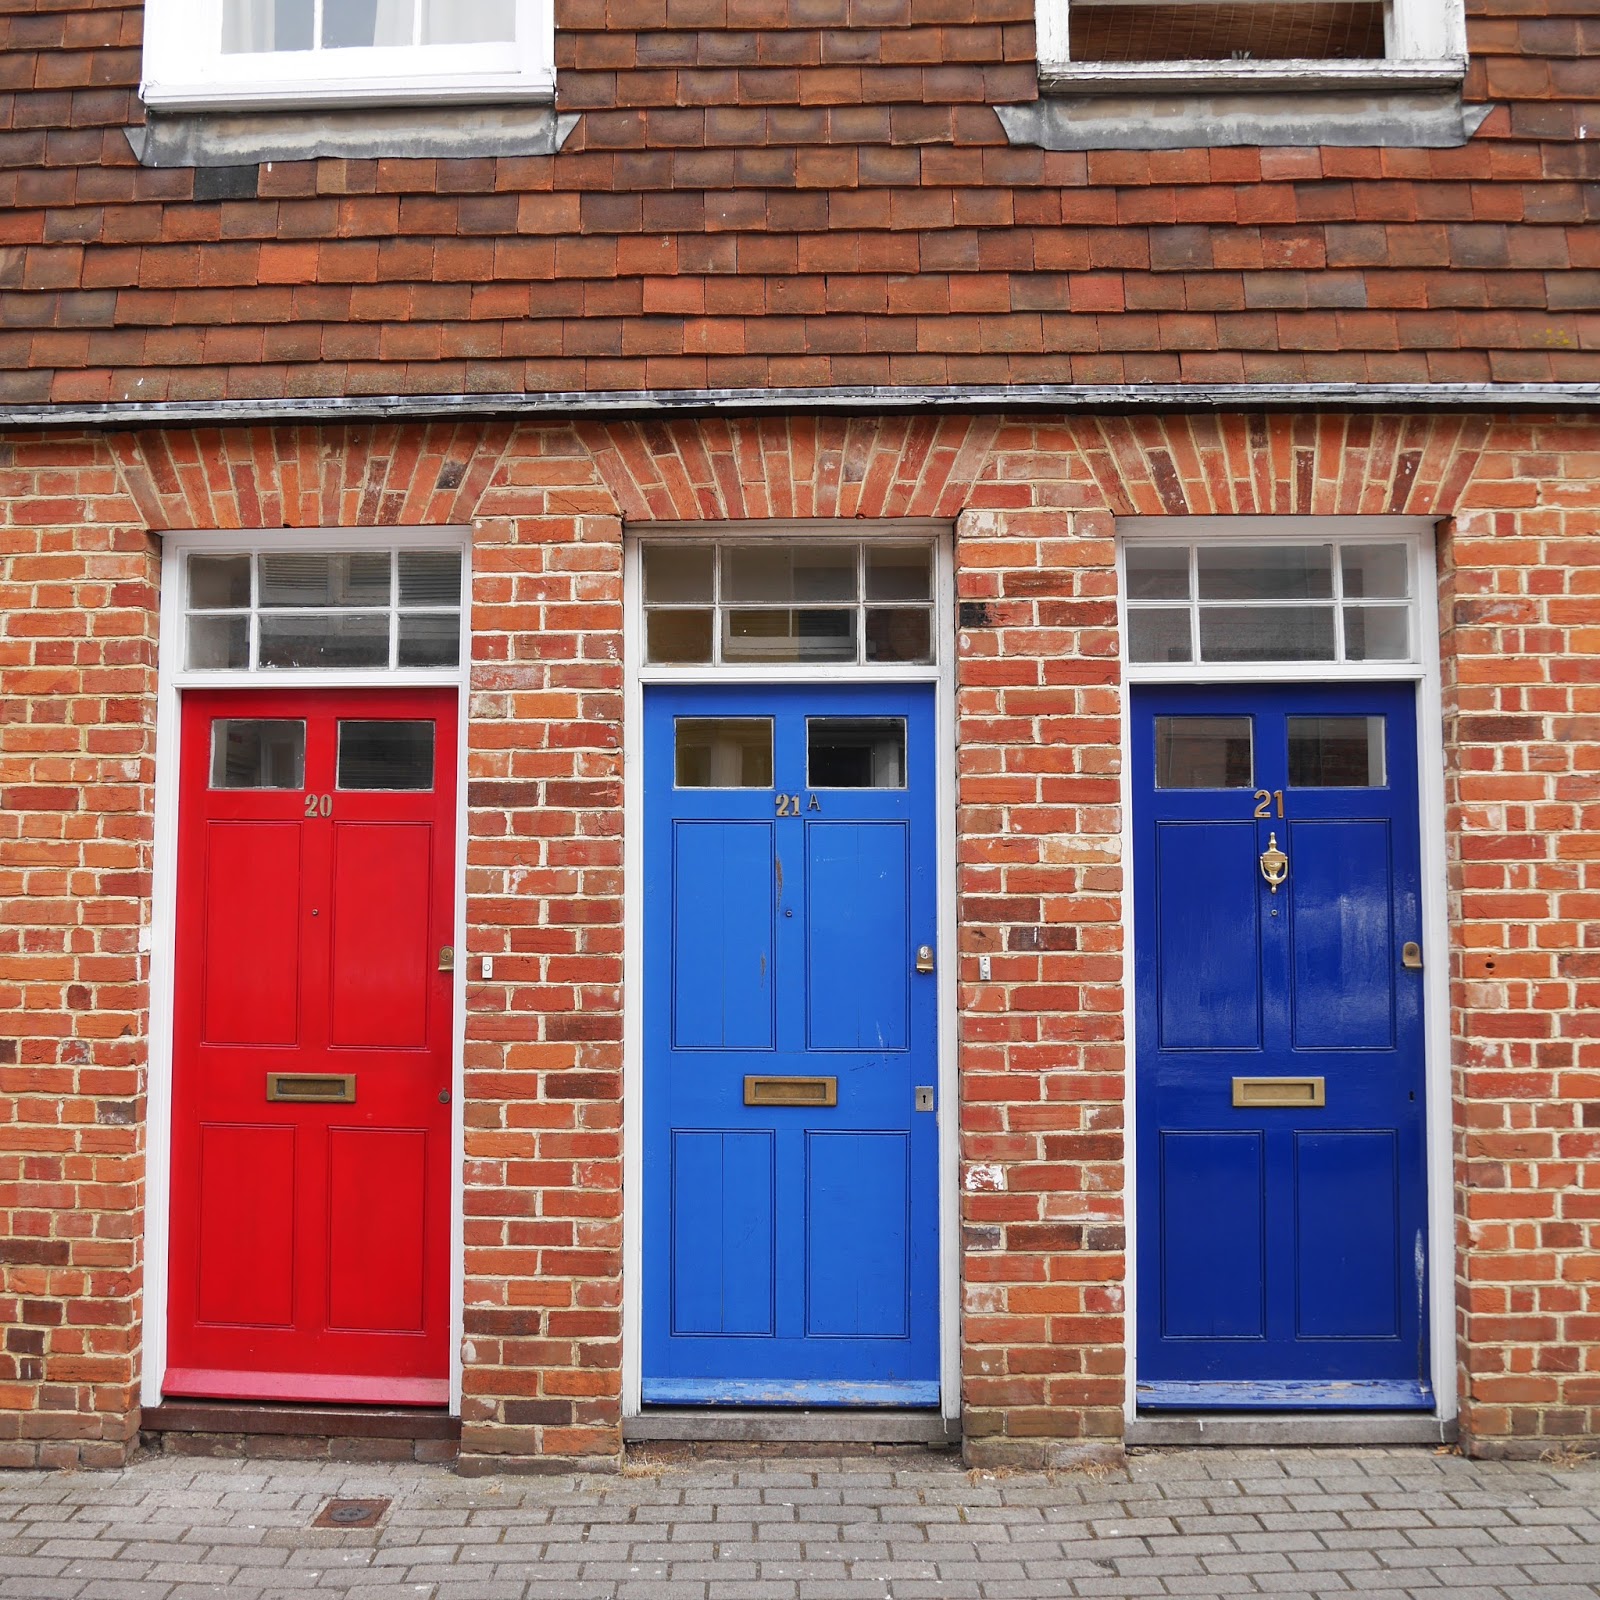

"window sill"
[1036,57,1464,95]
[128,99,575,168]
[1005,56,1487,149]
[140,70,555,113]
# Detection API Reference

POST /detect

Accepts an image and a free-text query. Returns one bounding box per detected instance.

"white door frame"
[620,521,960,1422]
[142,526,473,1413]
[1116,515,1456,1425]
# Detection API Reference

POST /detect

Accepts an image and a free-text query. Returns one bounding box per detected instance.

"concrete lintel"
[1127,1413,1459,1447]
[623,1409,960,1445]
[127,104,577,168]
[998,90,1493,150]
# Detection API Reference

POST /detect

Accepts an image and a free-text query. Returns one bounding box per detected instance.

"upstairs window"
[1034,0,1464,75]
[141,0,554,109]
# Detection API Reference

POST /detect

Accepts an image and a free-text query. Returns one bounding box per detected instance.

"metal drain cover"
[314,1497,389,1529]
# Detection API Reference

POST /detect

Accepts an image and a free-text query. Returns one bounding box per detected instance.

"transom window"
[642,541,937,669]
[1124,540,1415,666]
[141,0,553,109]
[184,547,463,672]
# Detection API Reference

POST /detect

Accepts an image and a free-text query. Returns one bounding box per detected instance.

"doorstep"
[624,1408,960,1446]
[1126,1411,1459,1447]
[140,1399,460,1463]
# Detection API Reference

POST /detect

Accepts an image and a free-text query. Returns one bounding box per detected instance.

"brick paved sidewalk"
[2,1444,1598,1599]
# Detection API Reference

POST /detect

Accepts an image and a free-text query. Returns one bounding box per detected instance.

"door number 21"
[1253,789,1284,819]
[775,794,822,816]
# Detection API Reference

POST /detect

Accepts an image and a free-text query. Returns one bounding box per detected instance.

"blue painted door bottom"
[642,684,940,1409]
[1139,1379,1433,1411]
[1134,683,1431,1412]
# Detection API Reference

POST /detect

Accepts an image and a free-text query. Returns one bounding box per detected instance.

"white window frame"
[635,522,946,680]
[621,522,961,1431]
[143,526,474,1416]
[180,540,468,679]
[1034,0,1467,87]
[1122,524,1425,677]
[1116,515,1458,1441]
[141,0,554,111]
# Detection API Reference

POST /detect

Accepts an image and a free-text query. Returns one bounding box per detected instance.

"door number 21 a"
[775,793,821,816]
[304,793,333,817]
[1253,789,1284,819]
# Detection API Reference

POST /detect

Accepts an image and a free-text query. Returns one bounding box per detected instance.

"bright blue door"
[643,684,940,1405]
[1134,683,1430,1409]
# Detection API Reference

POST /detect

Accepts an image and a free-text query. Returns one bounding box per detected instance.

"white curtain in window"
[372,0,412,46]
[321,0,413,46]
[222,0,313,53]
[221,0,511,51]
[423,0,515,43]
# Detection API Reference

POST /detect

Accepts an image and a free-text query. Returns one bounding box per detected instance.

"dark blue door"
[1134,683,1430,1409]
[643,684,939,1404]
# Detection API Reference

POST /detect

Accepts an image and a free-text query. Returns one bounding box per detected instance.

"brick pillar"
[0,433,155,1467]
[1448,420,1600,1455]
[954,494,1127,1468]
[458,428,626,1471]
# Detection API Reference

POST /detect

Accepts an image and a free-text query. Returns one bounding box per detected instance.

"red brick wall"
[1439,419,1600,1455]
[3,410,1599,1467]
[0,433,153,1468]
[0,2,1596,403]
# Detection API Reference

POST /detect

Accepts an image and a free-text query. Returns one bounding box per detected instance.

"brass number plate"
[744,1075,838,1108]
[1232,1076,1325,1108]
[266,1072,356,1104]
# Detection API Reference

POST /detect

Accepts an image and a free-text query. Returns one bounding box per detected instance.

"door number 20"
[1253,789,1284,819]
[304,793,333,817]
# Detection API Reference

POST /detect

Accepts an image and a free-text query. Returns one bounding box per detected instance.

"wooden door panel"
[1158,1130,1266,1341]
[804,822,909,1052]
[1293,1131,1402,1340]
[327,1127,428,1333]
[329,821,433,1050]
[804,1131,910,1339]
[670,821,775,1052]
[669,1130,775,1337]
[196,1123,296,1327]
[201,822,303,1046]
[1155,820,1262,1053]
[1287,818,1397,1049]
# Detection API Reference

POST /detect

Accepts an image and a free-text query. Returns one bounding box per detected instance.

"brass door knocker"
[1259,832,1288,893]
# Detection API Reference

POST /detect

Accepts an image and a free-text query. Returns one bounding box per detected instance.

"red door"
[167,688,457,1405]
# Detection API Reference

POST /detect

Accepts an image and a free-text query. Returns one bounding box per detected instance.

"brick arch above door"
[575,415,1003,523]
[110,421,519,532]
[1060,413,1495,519]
